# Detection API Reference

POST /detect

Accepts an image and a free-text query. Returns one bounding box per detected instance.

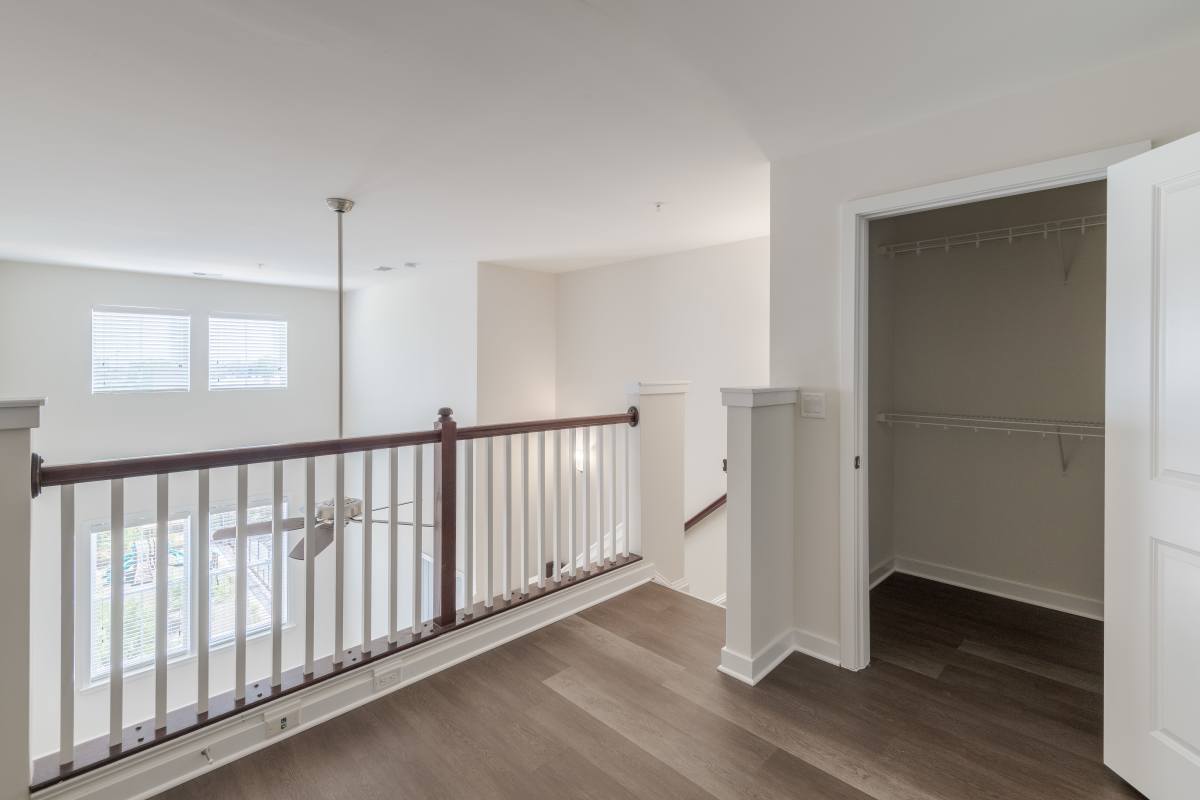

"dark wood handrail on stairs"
[684,494,727,532]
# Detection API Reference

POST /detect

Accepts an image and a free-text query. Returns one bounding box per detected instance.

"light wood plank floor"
[161,574,1142,799]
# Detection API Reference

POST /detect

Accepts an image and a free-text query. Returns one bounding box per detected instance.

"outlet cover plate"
[264,702,303,738]
[373,665,405,693]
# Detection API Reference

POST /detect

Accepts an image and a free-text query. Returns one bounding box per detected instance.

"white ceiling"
[2,1,1198,288]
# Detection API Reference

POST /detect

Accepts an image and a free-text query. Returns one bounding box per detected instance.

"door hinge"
[854,456,861,469]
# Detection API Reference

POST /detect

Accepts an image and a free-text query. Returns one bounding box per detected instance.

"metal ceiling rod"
[327,197,355,438]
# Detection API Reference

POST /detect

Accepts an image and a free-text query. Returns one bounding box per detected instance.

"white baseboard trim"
[717,627,840,686]
[791,629,841,665]
[35,561,657,800]
[893,556,1103,620]
[869,558,896,589]
[652,573,690,595]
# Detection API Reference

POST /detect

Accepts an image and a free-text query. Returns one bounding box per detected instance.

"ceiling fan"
[211,198,433,560]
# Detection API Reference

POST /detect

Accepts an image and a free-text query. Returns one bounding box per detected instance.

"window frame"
[204,499,291,649]
[78,497,293,692]
[82,510,193,685]
[207,313,289,392]
[91,305,192,395]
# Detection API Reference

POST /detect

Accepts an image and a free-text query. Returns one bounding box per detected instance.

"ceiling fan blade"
[287,522,335,560]
[212,519,274,541]
[213,516,305,541]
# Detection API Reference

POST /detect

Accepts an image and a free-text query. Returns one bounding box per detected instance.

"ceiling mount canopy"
[326,197,355,214]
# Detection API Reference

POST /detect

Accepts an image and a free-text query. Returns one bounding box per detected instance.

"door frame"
[836,141,1150,671]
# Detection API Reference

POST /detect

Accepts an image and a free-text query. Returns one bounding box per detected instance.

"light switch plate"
[800,391,826,419]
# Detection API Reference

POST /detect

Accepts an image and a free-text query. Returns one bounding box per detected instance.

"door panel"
[1107,130,1200,798]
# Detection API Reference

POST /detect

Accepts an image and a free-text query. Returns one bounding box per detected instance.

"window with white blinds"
[208,316,288,390]
[90,516,191,681]
[91,308,191,394]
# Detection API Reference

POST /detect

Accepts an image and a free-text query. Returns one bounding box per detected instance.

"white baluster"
[334,453,345,663]
[272,460,283,687]
[623,426,630,557]
[537,431,546,590]
[155,474,168,730]
[362,451,372,655]
[584,427,592,572]
[304,458,315,675]
[610,427,617,561]
[503,435,512,602]
[59,485,74,764]
[412,446,423,633]
[109,478,123,748]
[388,447,398,643]
[485,438,494,609]
[554,430,561,583]
[235,465,248,701]
[197,470,210,711]
[521,433,529,596]
[569,428,577,579]
[464,440,474,614]
[597,427,605,566]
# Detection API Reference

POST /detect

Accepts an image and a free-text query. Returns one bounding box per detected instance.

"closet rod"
[876,412,1104,439]
[879,213,1106,258]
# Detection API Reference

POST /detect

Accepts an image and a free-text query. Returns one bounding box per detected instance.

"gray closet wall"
[868,181,1106,605]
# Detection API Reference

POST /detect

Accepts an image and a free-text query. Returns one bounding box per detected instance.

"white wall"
[476,262,556,424]
[343,262,479,435]
[770,40,1200,645]
[0,260,338,758]
[869,182,1106,602]
[555,237,770,602]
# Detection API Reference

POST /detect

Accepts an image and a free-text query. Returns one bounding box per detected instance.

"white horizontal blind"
[90,517,190,680]
[91,308,191,394]
[209,316,288,390]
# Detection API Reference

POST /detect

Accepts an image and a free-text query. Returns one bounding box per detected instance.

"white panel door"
[1107,131,1200,798]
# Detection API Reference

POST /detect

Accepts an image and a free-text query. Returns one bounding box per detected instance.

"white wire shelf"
[876,412,1104,440]
[878,213,1106,258]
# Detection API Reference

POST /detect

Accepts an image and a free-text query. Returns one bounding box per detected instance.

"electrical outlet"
[374,665,404,693]
[264,704,302,738]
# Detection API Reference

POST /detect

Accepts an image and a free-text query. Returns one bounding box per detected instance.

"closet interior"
[867,180,1107,681]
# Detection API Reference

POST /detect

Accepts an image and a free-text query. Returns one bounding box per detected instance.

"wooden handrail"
[31,406,639,495]
[457,407,638,440]
[684,494,727,532]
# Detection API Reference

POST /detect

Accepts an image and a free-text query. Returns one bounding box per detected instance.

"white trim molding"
[893,557,1103,620]
[0,397,45,431]
[869,558,896,590]
[653,573,690,594]
[718,627,840,686]
[628,381,690,396]
[836,141,1149,671]
[720,387,799,408]
[33,561,656,800]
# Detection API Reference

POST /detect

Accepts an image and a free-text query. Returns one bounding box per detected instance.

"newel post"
[0,398,43,800]
[433,408,457,628]
[719,387,798,686]
[627,382,688,591]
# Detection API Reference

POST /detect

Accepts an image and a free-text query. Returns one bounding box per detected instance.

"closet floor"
[869,572,1140,798]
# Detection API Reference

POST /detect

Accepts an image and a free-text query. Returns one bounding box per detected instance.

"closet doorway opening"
[865,177,1106,693]
[837,142,1150,676]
